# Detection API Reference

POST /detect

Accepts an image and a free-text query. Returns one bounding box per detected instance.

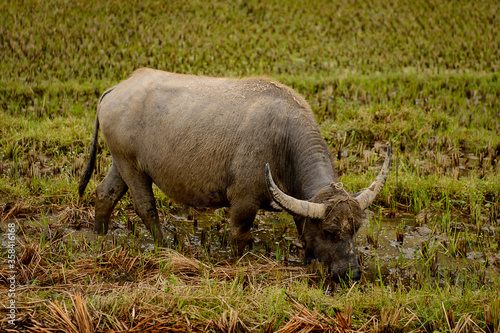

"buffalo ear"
[265,164,327,219]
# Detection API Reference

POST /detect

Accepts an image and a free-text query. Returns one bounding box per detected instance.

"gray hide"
[79,68,391,281]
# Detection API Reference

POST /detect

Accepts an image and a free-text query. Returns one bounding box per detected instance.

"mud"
[355,213,498,286]
[2,206,499,287]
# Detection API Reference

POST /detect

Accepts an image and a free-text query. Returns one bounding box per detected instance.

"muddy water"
[69,209,303,264]
[5,207,497,286]
[356,213,500,286]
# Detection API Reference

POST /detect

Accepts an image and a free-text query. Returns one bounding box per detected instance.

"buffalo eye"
[323,229,335,240]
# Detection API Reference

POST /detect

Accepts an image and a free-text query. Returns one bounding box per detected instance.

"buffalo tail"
[78,116,100,197]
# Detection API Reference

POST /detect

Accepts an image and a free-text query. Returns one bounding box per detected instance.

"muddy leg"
[117,169,165,246]
[229,204,258,256]
[95,162,128,235]
[130,181,165,245]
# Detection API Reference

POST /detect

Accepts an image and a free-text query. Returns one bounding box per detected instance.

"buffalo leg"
[229,204,258,256]
[129,182,165,245]
[116,167,165,245]
[95,162,128,235]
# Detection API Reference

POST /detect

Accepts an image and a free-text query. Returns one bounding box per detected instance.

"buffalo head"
[265,146,391,281]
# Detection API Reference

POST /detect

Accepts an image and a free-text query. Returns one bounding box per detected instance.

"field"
[1,0,500,331]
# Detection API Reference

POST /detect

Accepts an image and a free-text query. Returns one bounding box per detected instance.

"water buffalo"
[79,68,391,281]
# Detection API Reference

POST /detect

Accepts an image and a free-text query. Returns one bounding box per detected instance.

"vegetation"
[1,0,499,331]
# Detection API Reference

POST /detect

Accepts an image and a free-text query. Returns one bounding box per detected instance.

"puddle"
[2,208,498,287]
[355,213,499,286]
[70,209,303,264]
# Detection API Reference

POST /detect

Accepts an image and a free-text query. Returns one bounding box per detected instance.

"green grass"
[3,221,500,331]
[1,0,500,331]
[2,0,499,84]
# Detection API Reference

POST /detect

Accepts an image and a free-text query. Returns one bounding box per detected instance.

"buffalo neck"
[278,111,337,201]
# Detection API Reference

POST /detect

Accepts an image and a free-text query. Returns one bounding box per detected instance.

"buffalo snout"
[330,263,361,282]
[304,235,361,282]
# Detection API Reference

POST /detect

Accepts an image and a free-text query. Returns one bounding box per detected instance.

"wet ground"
[5,205,497,288]
[355,213,498,286]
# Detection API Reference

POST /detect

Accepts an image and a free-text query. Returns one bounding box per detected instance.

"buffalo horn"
[265,164,326,219]
[355,145,392,210]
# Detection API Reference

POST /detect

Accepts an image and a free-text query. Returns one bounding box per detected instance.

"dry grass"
[275,298,355,333]
[1,199,499,332]
[2,232,496,332]
[0,236,319,332]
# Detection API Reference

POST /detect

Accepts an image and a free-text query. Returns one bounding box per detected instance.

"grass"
[2,216,499,332]
[1,0,500,331]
